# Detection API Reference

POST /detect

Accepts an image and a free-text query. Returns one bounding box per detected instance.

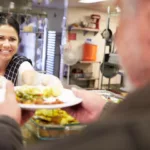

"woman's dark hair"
[0,14,20,42]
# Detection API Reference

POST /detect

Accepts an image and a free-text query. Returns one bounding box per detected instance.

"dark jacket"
[0,116,23,150]
[2,84,150,150]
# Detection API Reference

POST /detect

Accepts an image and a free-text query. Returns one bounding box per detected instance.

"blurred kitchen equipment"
[80,21,88,28]
[72,73,84,79]
[101,6,119,89]
[100,52,120,89]
[90,14,101,29]
[62,42,79,85]
[100,62,119,78]
[82,39,97,61]
[101,28,112,41]
[101,10,113,53]
[71,68,84,79]
[84,72,93,78]
[108,53,119,65]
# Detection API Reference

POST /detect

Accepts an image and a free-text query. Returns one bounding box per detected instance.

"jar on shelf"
[82,39,98,61]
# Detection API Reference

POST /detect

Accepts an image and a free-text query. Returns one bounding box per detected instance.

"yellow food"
[15,86,43,104]
[15,86,62,104]
[34,109,79,125]
[43,87,62,97]
[43,88,52,98]
[51,87,62,97]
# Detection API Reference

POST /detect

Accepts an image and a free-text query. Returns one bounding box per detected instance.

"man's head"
[115,0,150,89]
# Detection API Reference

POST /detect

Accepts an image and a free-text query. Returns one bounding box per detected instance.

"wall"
[46,8,64,32]
[67,7,121,87]
[33,7,64,32]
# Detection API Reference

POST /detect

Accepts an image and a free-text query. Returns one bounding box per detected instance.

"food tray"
[25,119,86,140]
[91,90,124,103]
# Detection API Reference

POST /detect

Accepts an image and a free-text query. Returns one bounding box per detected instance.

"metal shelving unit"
[73,77,99,81]
[69,61,101,90]
[79,61,100,64]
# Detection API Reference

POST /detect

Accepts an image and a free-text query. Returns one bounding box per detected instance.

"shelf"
[85,87,99,90]
[69,27,100,36]
[73,77,99,81]
[70,27,100,32]
[79,61,101,64]
[37,39,43,41]
[20,31,44,34]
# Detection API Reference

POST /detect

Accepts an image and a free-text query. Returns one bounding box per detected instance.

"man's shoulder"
[111,84,150,115]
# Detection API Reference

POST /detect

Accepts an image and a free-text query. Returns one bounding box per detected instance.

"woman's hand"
[22,70,37,85]
[22,71,63,90]
[41,74,63,89]
[0,76,7,88]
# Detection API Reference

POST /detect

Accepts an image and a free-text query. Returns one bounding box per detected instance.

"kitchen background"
[0,0,126,90]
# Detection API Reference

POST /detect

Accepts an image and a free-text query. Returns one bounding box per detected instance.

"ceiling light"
[42,11,47,15]
[79,0,108,3]
[37,0,43,4]
[27,1,32,8]
[0,6,3,12]
[9,2,15,9]
[107,6,110,13]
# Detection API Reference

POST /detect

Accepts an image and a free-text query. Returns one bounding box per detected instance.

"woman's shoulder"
[11,54,32,65]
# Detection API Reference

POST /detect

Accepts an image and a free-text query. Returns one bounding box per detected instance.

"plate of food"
[15,86,82,110]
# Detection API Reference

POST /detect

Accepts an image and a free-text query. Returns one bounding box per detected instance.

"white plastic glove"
[0,76,7,103]
[41,74,63,89]
[0,76,7,89]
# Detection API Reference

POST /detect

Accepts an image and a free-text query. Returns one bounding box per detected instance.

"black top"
[4,54,32,85]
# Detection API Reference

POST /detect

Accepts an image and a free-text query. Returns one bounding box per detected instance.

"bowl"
[25,119,86,140]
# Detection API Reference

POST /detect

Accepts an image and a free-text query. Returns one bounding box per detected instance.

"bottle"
[82,39,98,61]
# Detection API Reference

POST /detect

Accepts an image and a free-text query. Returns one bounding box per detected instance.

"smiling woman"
[0,15,33,85]
[0,15,63,88]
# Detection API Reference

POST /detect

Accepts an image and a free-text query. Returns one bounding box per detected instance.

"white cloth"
[16,61,63,88]
[16,61,34,86]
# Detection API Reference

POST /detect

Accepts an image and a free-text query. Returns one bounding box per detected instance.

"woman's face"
[0,25,19,62]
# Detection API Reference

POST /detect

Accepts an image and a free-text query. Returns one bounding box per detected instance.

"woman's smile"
[0,49,12,55]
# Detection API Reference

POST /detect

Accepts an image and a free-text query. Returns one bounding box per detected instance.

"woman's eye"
[0,36,4,40]
[9,38,16,42]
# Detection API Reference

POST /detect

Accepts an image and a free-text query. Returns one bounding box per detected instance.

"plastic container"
[25,119,86,140]
[82,39,97,61]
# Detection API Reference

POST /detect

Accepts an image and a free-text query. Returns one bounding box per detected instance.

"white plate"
[15,86,82,110]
